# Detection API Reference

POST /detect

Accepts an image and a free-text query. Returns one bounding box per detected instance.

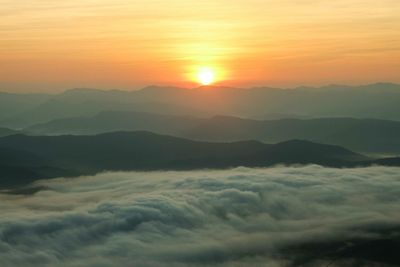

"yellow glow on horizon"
[1,1,400,91]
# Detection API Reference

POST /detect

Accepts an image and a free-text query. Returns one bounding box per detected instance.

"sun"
[197,67,215,85]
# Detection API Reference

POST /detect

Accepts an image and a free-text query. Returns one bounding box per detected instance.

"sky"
[1,0,400,92]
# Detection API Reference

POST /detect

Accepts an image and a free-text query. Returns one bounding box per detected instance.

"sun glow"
[197,67,215,85]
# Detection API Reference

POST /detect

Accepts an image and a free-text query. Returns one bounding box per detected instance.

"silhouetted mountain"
[185,116,400,154]
[0,88,210,128]
[0,92,51,123]
[2,83,400,128]
[0,147,75,188]
[286,235,400,266]
[0,131,371,188]
[0,127,20,137]
[27,111,400,154]
[27,111,201,135]
[374,157,400,166]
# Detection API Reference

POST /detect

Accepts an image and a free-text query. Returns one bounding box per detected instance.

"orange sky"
[1,0,400,92]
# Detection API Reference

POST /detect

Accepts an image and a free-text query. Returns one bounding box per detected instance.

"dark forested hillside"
[0,131,373,188]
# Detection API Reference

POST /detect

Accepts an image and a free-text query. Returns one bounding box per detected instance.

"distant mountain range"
[25,111,400,155]
[1,83,400,189]
[2,131,394,189]
[1,83,400,128]
[0,92,51,122]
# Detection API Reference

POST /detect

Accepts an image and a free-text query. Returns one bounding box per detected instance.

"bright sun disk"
[197,68,215,85]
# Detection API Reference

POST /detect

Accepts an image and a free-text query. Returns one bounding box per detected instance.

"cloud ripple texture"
[0,165,400,266]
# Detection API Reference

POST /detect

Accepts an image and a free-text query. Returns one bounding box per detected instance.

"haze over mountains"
[1,84,400,266]
[0,127,20,137]
[1,83,400,189]
[3,0,400,265]
[1,83,400,128]
[24,111,400,155]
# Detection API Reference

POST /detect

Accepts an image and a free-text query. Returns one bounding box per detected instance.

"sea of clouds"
[0,165,400,267]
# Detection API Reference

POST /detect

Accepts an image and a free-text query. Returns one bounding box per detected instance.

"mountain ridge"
[2,83,400,128]
[25,111,400,154]
[0,131,375,189]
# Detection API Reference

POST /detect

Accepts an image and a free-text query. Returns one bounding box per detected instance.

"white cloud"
[0,165,400,266]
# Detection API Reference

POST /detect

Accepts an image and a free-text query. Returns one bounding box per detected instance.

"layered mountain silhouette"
[0,131,379,188]
[1,83,400,128]
[26,111,400,154]
[1,83,400,189]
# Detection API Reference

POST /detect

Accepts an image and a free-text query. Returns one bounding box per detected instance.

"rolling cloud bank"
[1,166,400,266]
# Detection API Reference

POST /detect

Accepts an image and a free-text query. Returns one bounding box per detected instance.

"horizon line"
[1,81,400,94]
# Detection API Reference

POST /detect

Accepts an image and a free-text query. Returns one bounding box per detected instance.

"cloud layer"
[1,165,400,266]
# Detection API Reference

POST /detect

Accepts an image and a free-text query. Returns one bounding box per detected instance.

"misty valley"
[1,167,399,266]
[3,0,400,265]
[0,84,399,266]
